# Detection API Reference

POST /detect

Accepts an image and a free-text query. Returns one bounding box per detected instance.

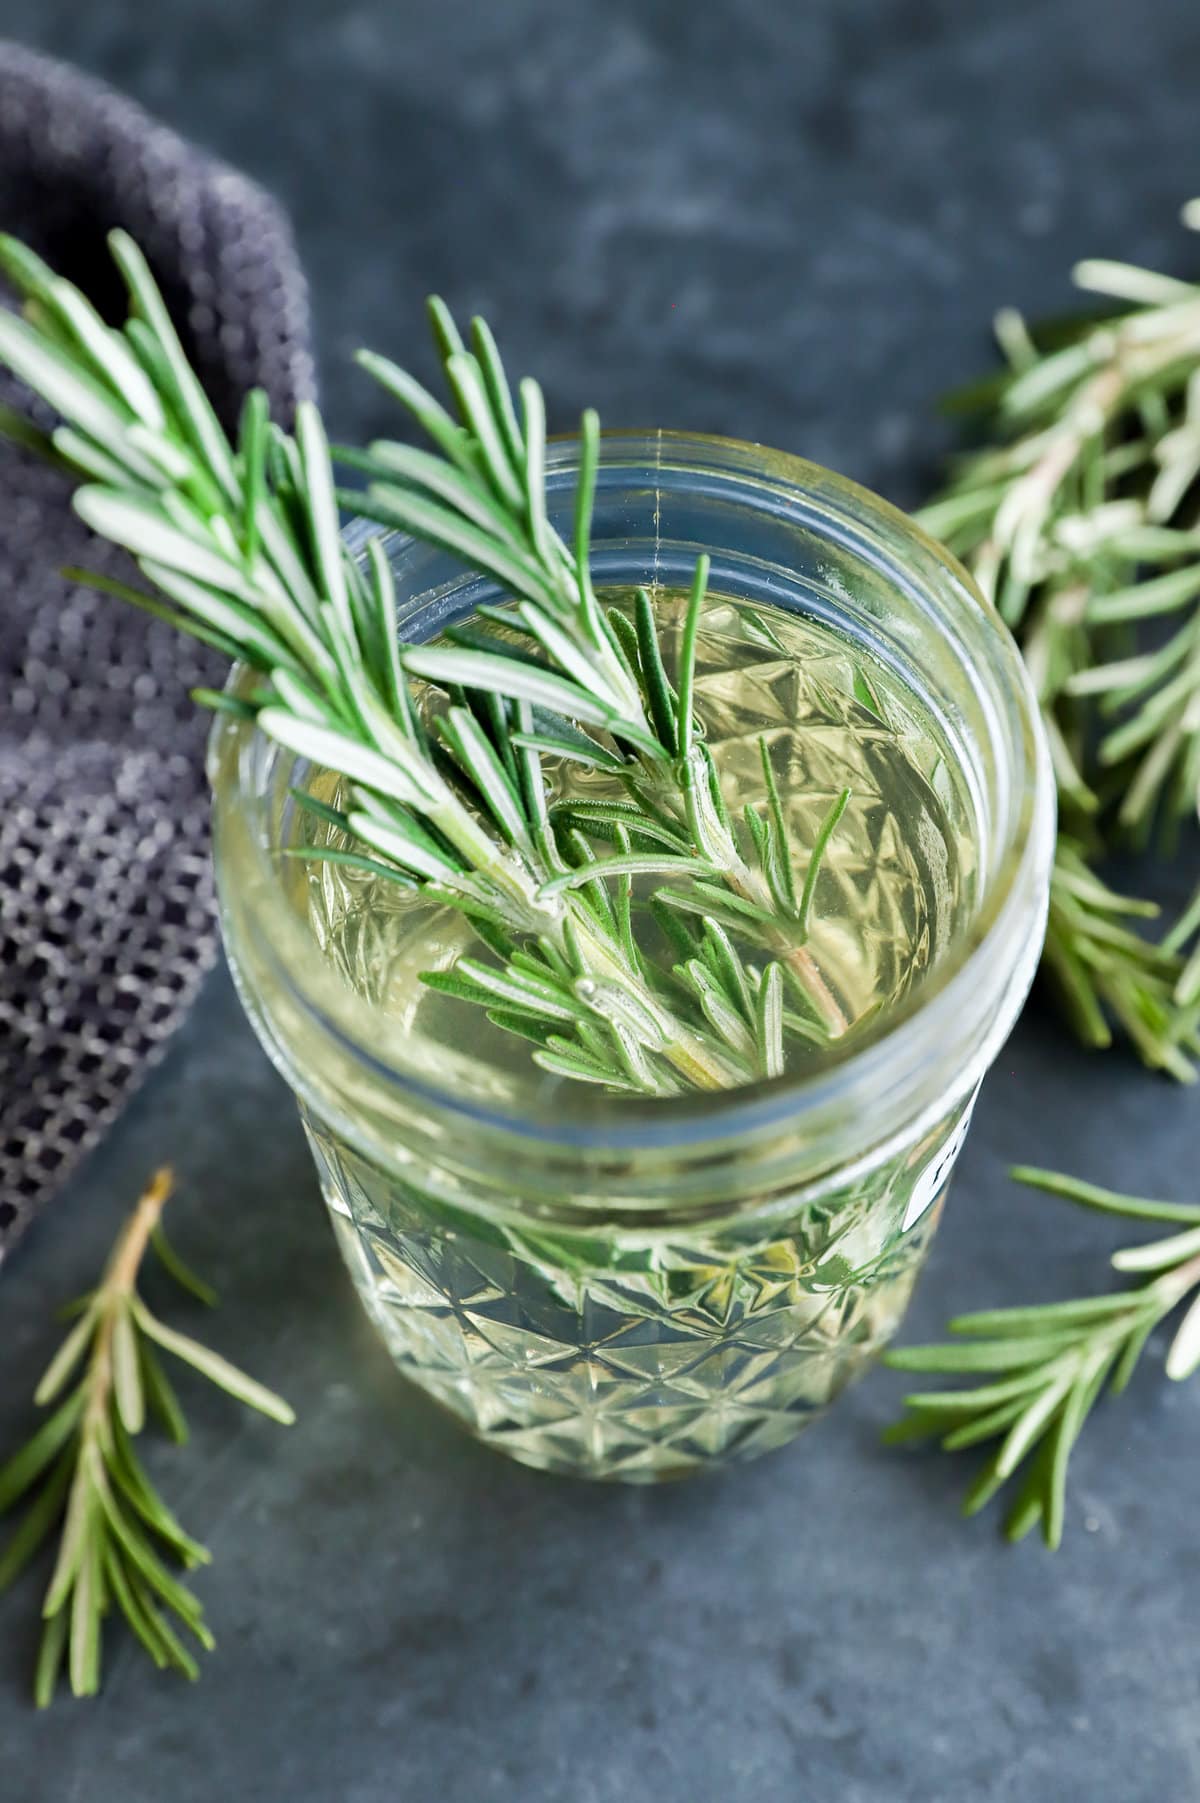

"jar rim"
[209,430,1054,1165]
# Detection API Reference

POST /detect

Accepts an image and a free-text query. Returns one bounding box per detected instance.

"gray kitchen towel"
[0,42,314,1262]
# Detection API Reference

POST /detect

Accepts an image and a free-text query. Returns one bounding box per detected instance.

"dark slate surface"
[2,3,1199,1798]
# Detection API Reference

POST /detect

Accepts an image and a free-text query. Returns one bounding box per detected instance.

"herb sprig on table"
[0,230,849,1098]
[917,202,1200,1078]
[0,1171,293,1705]
[886,1167,1200,1549]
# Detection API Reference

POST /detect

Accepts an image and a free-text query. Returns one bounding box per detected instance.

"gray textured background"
[2,3,1199,1799]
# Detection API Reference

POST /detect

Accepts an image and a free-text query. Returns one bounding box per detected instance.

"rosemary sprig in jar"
[0,229,851,1098]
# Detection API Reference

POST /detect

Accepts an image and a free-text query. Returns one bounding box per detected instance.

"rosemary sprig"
[917,200,1200,1078]
[885,1166,1200,1548]
[0,1170,293,1704]
[0,230,852,1097]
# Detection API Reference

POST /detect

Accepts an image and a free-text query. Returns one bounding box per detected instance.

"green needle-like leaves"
[0,1171,293,1705]
[885,1164,1200,1547]
[0,227,861,1099]
[918,202,1200,1077]
[1043,842,1200,1082]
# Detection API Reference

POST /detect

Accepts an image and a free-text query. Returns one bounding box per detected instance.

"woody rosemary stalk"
[0,230,850,1099]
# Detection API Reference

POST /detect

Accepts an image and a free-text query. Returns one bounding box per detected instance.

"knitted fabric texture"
[0,43,313,1261]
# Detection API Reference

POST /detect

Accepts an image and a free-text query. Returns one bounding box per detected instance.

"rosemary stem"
[427,794,745,1090]
[677,752,848,1036]
[1156,1247,1200,1310]
[102,1168,173,1300]
[778,943,847,1034]
[81,1170,173,1442]
[564,911,745,1091]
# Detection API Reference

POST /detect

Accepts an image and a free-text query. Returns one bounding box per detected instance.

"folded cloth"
[0,42,314,1262]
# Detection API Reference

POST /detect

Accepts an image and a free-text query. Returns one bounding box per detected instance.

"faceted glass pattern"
[302,1106,955,1482]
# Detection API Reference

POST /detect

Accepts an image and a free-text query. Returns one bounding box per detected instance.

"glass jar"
[209,433,1054,1482]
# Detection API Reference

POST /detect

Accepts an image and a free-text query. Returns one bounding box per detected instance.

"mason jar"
[208,433,1054,1482]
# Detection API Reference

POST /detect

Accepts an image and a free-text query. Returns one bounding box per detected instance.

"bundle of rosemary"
[915,202,1200,1079]
[888,204,1200,1544]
